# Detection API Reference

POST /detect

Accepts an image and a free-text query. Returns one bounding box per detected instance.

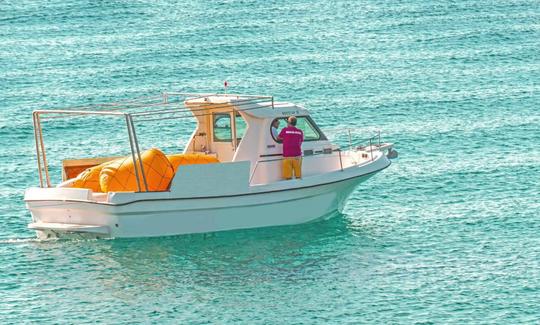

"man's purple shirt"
[279,126,304,157]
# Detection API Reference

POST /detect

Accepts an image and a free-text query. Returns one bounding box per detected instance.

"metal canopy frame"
[33,92,275,191]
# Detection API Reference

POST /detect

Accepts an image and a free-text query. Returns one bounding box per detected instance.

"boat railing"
[32,92,275,191]
[248,131,382,185]
[349,130,381,162]
[326,127,383,160]
[248,148,345,185]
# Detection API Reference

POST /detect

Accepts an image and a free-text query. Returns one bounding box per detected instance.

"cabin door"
[210,112,236,161]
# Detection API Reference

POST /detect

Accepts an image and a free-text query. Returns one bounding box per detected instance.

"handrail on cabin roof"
[33,92,275,118]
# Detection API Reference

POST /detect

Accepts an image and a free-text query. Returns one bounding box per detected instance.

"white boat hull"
[26,172,376,239]
[26,150,391,239]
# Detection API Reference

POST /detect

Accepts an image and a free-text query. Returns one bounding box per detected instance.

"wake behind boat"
[25,92,397,239]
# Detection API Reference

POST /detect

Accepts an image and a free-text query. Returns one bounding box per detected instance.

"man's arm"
[277,129,285,141]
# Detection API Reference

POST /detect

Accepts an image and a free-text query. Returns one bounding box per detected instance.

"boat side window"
[213,113,232,142]
[213,113,246,142]
[271,116,326,142]
[235,114,246,141]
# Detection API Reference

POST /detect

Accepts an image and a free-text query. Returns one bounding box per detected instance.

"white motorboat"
[25,93,396,239]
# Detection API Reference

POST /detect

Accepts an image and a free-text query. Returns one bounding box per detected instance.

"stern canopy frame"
[32,93,275,192]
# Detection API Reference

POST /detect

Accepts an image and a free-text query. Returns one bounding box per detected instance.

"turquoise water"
[1,0,539,323]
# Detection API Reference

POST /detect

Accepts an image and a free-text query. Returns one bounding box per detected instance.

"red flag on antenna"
[224,81,228,87]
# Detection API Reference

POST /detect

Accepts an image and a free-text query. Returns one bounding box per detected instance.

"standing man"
[277,116,304,180]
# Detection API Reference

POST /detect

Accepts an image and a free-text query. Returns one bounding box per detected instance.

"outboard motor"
[387,148,398,159]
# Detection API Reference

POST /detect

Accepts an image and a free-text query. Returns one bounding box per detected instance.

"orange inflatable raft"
[69,149,219,193]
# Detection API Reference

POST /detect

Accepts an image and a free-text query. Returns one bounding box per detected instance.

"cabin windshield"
[271,116,326,142]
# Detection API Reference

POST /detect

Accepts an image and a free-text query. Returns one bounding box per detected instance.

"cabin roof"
[184,95,310,119]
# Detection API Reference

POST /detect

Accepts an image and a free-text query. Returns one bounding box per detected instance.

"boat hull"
[26,173,375,239]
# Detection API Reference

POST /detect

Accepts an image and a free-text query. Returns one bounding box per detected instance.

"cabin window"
[270,116,326,142]
[235,114,247,140]
[213,113,232,142]
[213,113,247,142]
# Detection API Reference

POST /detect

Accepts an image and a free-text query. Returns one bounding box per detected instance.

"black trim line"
[259,153,283,158]
[259,148,340,158]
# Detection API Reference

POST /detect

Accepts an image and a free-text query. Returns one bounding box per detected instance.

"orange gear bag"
[100,148,174,192]
[71,164,107,193]
[167,153,219,172]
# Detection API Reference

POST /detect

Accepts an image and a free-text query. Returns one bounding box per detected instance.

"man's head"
[287,116,297,126]
[272,119,280,128]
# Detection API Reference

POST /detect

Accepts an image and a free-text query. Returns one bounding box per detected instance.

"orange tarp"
[71,164,105,193]
[70,149,219,193]
[168,153,219,172]
[100,148,174,193]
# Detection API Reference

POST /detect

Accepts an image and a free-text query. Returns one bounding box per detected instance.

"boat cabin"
[182,95,339,184]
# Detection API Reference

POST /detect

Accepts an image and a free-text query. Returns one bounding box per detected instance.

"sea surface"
[1,0,539,323]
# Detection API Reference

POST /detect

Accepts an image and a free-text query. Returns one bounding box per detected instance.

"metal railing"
[248,148,345,184]
[32,92,275,191]
[332,128,382,162]
[247,130,382,185]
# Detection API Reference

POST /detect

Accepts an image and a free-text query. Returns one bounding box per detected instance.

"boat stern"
[25,187,114,239]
